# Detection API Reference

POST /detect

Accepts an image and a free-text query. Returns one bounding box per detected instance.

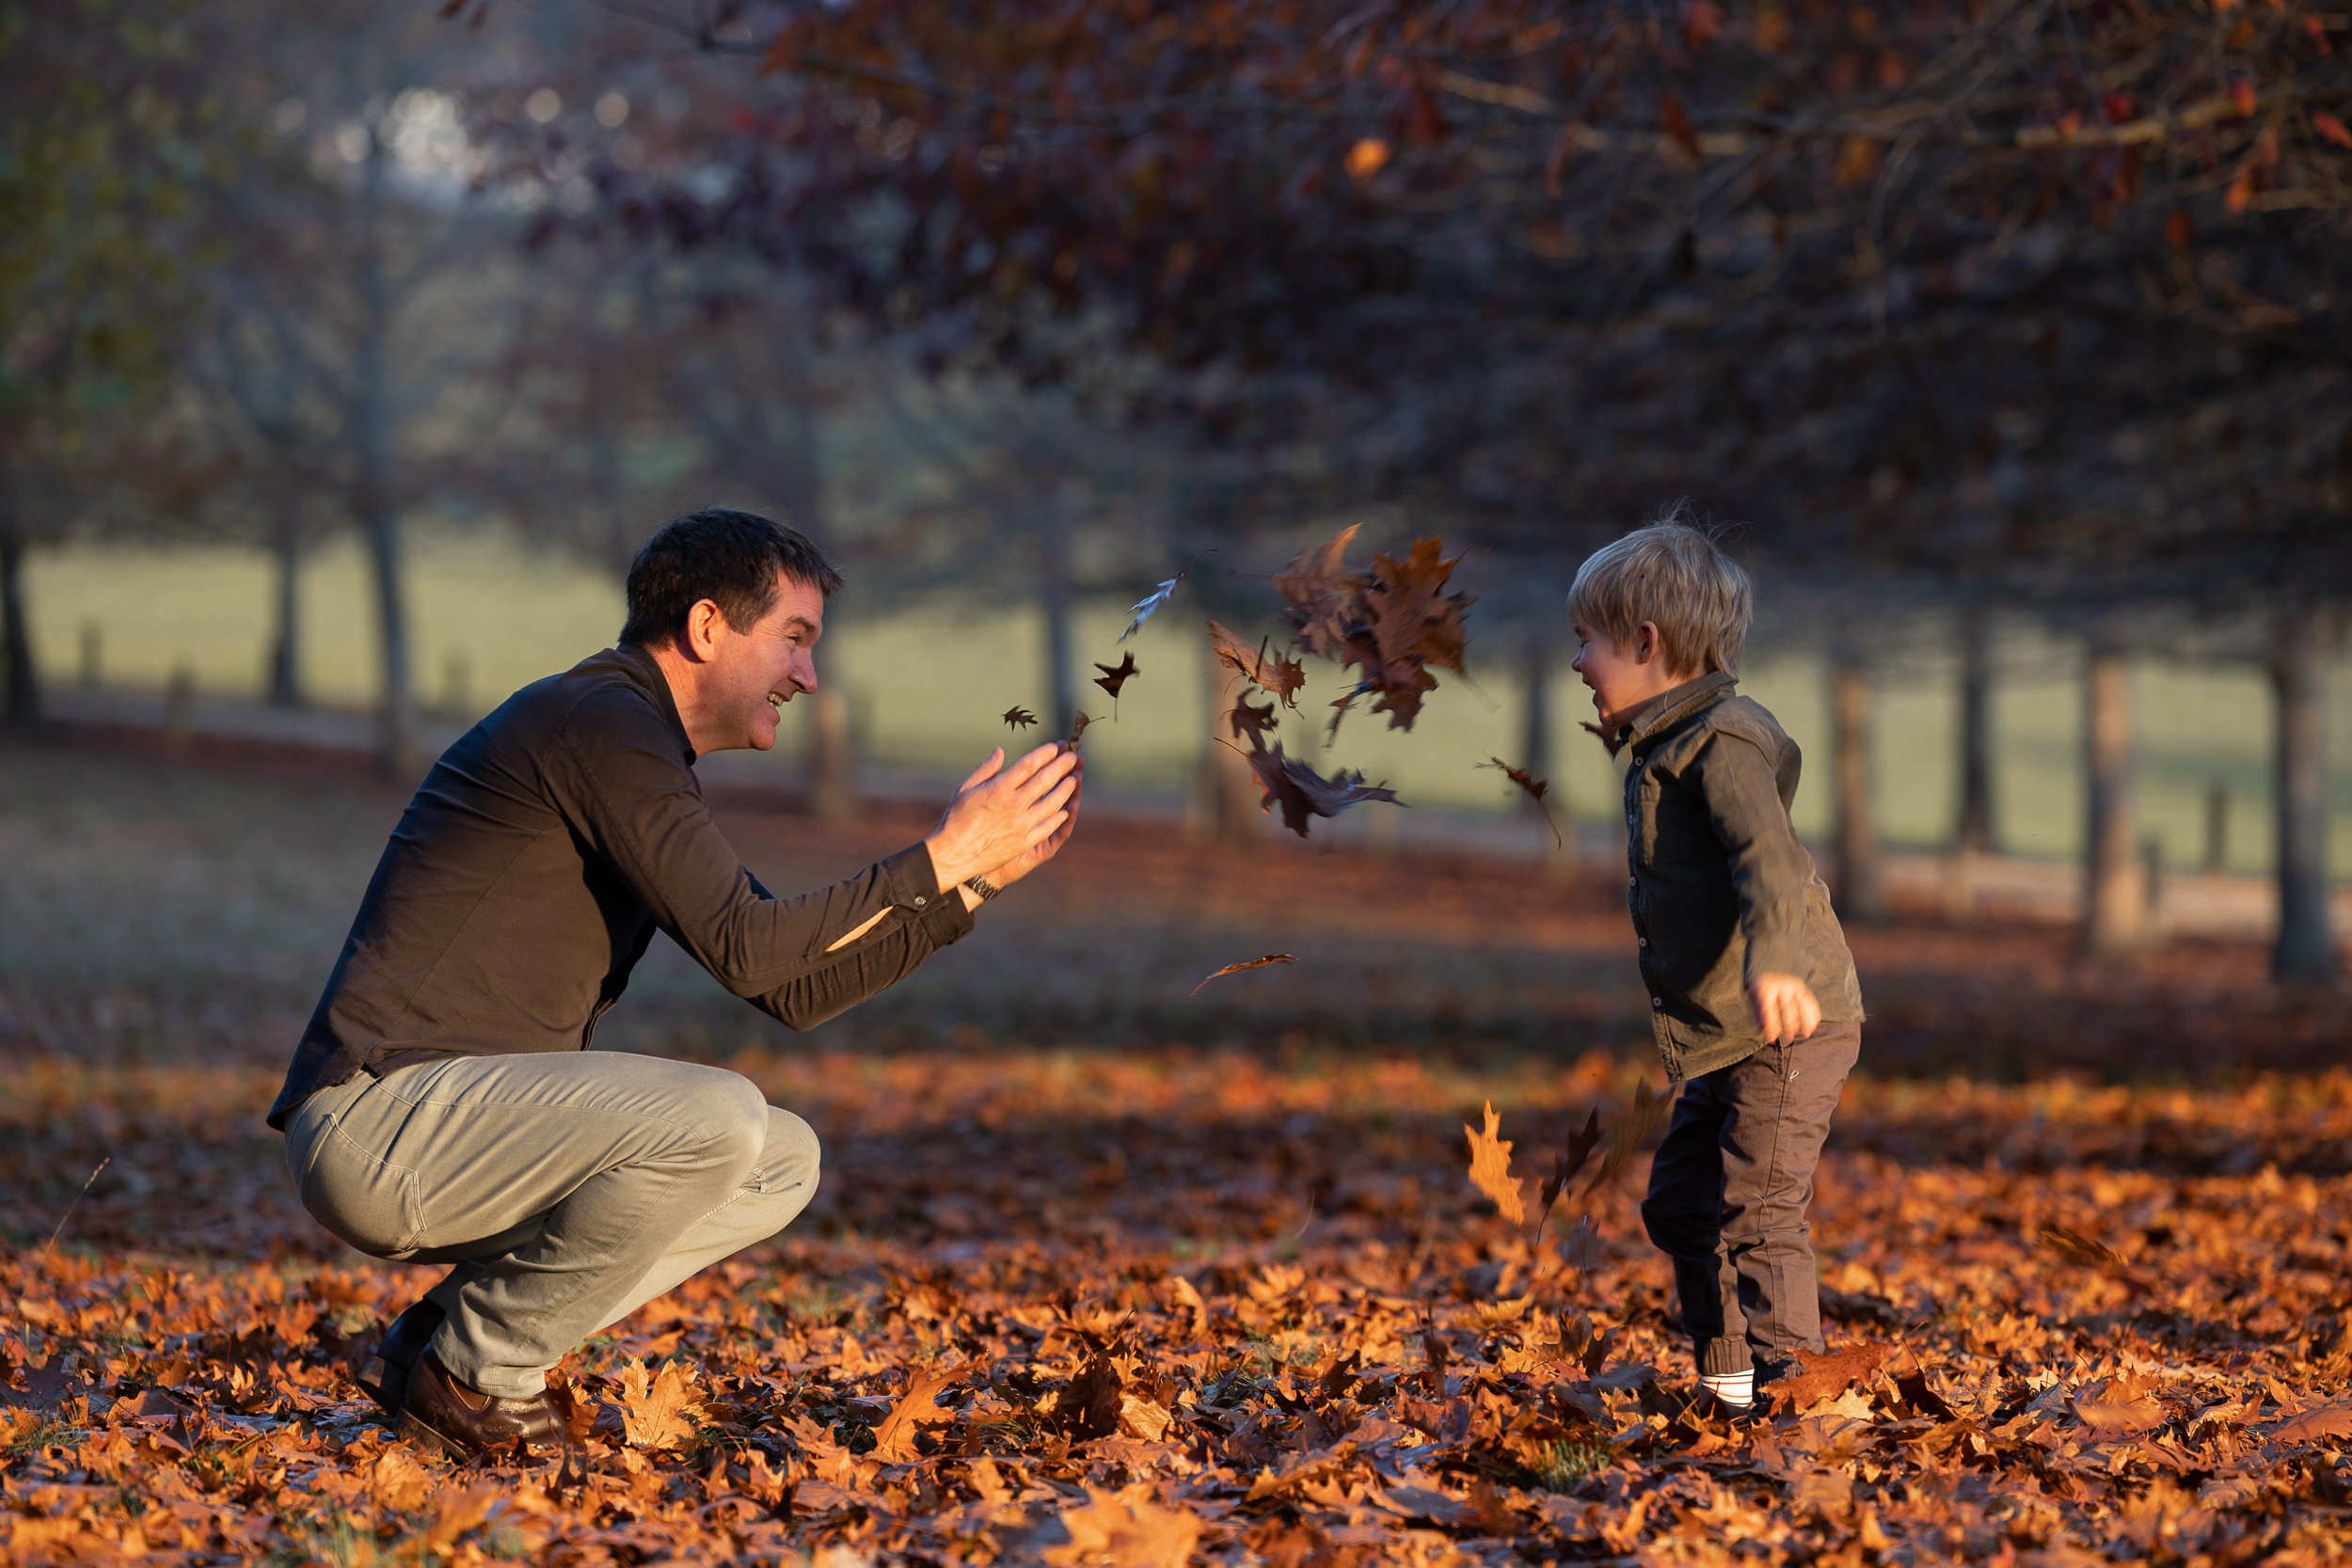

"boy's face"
[1571,617,1681,725]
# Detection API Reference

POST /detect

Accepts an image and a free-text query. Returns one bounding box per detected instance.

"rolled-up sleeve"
[1687,731,1812,987]
[548,692,974,1026]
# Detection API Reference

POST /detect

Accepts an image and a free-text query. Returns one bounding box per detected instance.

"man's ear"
[682,599,725,662]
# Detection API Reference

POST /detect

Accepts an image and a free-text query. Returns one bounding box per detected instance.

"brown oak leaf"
[1481,756,1563,846]
[1243,741,1401,838]
[1093,653,1137,701]
[1003,705,1039,730]
[1188,954,1296,996]
[1207,619,1305,707]
[1048,1349,1126,1441]
[1583,1078,1675,1196]
[1534,1106,1603,1245]
[1228,692,1278,749]
[1463,1101,1526,1226]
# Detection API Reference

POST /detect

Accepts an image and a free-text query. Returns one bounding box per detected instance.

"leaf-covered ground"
[5,740,2352,1565]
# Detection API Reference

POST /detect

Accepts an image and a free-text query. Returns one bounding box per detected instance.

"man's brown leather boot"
[353,1298,447,1418]
[397,1348,576,1462]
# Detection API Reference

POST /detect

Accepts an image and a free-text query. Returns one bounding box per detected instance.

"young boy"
[1568,515,1864,1418]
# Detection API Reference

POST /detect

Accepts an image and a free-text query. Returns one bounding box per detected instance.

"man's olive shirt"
[1601,671,1864,1082]
[267,644,972,1130]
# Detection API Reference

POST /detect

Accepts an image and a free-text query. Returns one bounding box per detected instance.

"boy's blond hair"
[1567,508,1752,677]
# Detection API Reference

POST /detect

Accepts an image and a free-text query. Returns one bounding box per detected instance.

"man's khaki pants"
[284,1052,819,1399]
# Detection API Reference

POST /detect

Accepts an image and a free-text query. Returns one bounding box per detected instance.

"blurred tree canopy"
[0,0,218,723]
[553,0,2347,603]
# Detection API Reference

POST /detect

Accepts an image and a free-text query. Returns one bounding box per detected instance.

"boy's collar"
[1585,670,1736,756]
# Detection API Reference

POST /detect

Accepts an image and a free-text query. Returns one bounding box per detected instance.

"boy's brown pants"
[1640,1021,1861,1379]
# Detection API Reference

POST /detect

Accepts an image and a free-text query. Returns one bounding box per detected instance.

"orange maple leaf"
[870,1361,967,1464]
[616,1358,704,1450]
[1462,1101,1525,1226]
[1044,1484,1203,1568]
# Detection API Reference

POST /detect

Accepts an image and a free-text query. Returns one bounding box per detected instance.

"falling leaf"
[1189,954,1296,996]
[1003,706,1039,730]
[1228,692,1278,749]
[2037,1226,2128,1270]
[1067,710,1094,748]
[1480,756,1563,847]
[1277,531,1474,736]
[616,1358,705,1450]
[1119,574,1184,643]
[1243,741,1401,838]
[1207,620,1305,707]
[1093,653,1138,701]
[1533,1107,1603,1244]
[1463,1101,1526,1226]
[869,1361,967,1463]
[1583,1078,1673,1196]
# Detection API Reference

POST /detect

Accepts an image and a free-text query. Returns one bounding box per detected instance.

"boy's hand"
[1749,973,1822,1045]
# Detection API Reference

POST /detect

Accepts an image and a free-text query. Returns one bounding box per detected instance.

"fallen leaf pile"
[8,1038,2352,1565]
[7,743,2352,1564]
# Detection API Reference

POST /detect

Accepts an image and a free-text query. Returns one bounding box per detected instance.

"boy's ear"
[1635,621,1662,666]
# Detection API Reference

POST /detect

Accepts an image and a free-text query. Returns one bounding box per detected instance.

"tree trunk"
[2083,639,2150,954]
[1189,629,1262,845]
[0,466,38,730]
[1520,632,1570,867]
[266,493,304,708]
[807,676,857,820]
[1038,508,1078,739]
[1954,604,1995,852]
[1830,654,1886,923]
[2273,604,2338,980]
[355,123,415,776]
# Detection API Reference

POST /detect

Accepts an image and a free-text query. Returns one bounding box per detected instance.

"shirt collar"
[1590,670,1736,757]
[612,641,697,766]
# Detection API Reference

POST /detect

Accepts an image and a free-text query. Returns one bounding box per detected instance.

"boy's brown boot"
[353,1298,446,1418]
[397,1349,576,1462]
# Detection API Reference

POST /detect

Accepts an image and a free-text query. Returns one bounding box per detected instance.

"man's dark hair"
[620,509,844,648]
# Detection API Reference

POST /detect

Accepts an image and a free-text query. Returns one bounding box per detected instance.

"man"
[268,509,1081,1460]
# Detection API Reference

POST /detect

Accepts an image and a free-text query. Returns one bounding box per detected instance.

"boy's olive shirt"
[1600,671,1864,1081]
[266,643,974,1131]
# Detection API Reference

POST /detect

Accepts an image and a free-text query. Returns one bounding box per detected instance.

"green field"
[27,532,2352,878]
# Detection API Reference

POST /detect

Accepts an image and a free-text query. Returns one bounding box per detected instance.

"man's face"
[711,570,825,752]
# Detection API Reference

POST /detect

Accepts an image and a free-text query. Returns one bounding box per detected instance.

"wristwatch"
[964,874,1002,902]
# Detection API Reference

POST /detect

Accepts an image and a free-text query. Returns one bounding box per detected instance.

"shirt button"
[1638,937,1648,947]
[1651,996,1664,1009]
[1626,811,1636,824]
[1629,876,1638,889]
[1632,756,1645,768]
[914,895,928,907]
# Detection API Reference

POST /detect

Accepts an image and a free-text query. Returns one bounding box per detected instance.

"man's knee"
[764,1107,821,1193]
[679,1071,772,1180]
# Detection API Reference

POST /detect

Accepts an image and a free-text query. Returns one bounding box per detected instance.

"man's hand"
[1748,972,1822,1045]
[925,743,1080,895]
[975,749,1082,895]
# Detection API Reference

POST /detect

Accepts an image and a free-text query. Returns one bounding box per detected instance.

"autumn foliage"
[7,752,2352,1564]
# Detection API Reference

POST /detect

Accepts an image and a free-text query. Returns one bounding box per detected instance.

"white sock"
[1699,1370,1755,1408]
